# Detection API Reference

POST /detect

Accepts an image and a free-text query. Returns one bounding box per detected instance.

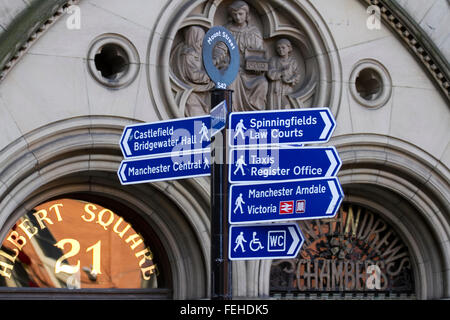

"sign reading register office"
[0,0,448,300]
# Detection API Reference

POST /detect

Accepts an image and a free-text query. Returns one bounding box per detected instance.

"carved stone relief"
[150,0,342,119]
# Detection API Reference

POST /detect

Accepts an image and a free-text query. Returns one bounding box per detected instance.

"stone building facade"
[0,0,448,299]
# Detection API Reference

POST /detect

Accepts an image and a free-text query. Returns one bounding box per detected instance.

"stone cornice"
[0,0,448,105]
[361,0,449,103]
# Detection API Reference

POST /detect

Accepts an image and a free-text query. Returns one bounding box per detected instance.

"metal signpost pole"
[210,89,232,300]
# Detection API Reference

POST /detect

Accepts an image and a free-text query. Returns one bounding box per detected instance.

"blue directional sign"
[229,146,341,183]
[118,150,210,185]
[210,100,227,137]
[229,177,343,224]
[229,108,335,147]
[229,223,304,260]
[120,115,211,159]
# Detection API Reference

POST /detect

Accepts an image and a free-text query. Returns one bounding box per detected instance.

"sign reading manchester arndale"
[120,116,211,159]
[118,150,210,185]
[228,146,341,183]
[229,108,335,147]
[229,223,304,260]
[229,177,344,224]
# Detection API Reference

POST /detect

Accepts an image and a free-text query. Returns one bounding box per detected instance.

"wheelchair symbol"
[249,232,264,252]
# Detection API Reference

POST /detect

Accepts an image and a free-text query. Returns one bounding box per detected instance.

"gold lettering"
[33,209,53,229]
[331,261,344,290]
[125,233,143,250]
[82,203,96,222]
[140,264,156,280]
[49,203,63,221]
[96,209,114,230]
[0,249,18,278]
[344,261,355,290]
[7,230,26,251]
[18,218,38,240]
[113,217,131,238]
[319,259,330,290]
[345,206,360,236]
[135,247,153,267]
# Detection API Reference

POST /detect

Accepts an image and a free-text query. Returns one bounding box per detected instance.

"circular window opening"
[355,68,382,101]
[87,34,140,89]
[94,43,129,81]
[349,59,392,109]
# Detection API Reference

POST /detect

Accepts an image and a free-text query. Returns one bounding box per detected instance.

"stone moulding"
[361,0,449,104]
[148,0,342,120]
[0,0,80,82]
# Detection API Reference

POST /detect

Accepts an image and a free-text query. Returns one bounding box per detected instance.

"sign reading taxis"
[0,199,158,288]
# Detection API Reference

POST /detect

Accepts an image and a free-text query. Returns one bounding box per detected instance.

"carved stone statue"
[171,26,214,117]
[224,1,268,111]
[267,38,301,109]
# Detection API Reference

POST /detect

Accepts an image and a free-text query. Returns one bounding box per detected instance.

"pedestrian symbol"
[233,119,247,140]
[234,193,245,214]
[233,155,247,176]
[199,122,210,142]
[233,231,247,253]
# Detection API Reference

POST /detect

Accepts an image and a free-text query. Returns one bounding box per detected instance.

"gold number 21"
[54,239,102,275]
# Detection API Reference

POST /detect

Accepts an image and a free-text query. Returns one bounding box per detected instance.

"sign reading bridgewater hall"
[120,115,211,159]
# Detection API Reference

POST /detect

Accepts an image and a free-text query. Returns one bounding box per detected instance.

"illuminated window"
[0,198,161,289]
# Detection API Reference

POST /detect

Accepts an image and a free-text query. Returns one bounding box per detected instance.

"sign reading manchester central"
[229,108,336,147]
[120,116,211,159]
[229,177,344,224]
[118,150,210,185]
[228,146,341,183]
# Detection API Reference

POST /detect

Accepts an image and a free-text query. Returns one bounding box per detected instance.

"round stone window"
[87,34,140,89]
[349,59,392,108]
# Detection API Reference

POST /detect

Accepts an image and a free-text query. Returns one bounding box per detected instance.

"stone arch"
[147,0,342,119]
[233,135,449,299]
[0,116,211,299]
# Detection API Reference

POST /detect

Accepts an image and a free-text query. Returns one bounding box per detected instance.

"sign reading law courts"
[120,115,211,159]
[229,223,304,260]
[229,108,336,147]
[118,150,210,185]
[228,146,341,183]
[229,177,344,224]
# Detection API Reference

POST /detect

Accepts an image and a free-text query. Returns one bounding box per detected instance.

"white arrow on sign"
[287,226,300,255]
[122,128,132,157]
[319,111,332,140]
[326,180,340,214]
[120,163,127,182]
[325,149,338,177]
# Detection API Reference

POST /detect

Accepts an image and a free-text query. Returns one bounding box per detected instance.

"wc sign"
[268,230,286,252]
[229,223,304,260]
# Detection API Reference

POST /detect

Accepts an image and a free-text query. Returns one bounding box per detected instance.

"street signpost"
[229,223,304,260]
[229,177,344,224]
[229,108,336,147]
[117,150,210,185]
[210,100,227,137]
[119,115,211,159]
[228,146,341,183]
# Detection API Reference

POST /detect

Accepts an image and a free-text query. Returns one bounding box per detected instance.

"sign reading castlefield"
[229,108,335,147]
[229,177,344,224]
[228,146,341,183]
[229,223,304,260]
[118,150,210,185]
[120,115,211,159]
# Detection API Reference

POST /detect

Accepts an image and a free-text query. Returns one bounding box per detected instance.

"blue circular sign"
[202,26,239,89]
